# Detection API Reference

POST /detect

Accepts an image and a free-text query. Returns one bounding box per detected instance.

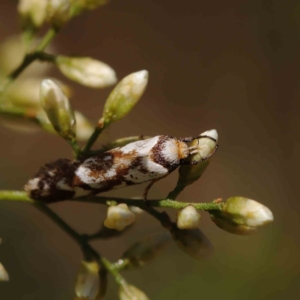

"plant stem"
[32,201,127,284]
[0,105,58,135]
[0,28,58,94]
[0,54,37,94]
[35,27,58,52]
[82,118,105,153]
[0,190,223,211]
[0,189,222,283]
[68,138,81,158]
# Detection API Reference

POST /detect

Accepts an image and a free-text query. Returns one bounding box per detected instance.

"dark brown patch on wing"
[25,159,80,202]
[84,153,114,179]
[151,136,179,172]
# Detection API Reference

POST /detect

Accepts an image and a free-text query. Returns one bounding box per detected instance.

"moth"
[25,130,218,203]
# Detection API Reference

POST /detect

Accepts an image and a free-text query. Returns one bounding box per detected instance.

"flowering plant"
[0,1,273,299]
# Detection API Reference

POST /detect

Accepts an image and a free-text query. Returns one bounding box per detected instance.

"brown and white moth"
[25,130,218,203]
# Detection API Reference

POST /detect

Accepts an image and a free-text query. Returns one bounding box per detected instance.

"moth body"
[73,135,189,193]
[25,131,218,202]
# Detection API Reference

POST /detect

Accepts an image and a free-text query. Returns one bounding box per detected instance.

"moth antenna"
[181,144,219,165]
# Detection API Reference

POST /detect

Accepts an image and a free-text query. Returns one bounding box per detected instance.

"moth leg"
[143,177,166,203]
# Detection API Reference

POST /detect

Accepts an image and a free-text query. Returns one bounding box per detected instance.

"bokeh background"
[0,0,299,299]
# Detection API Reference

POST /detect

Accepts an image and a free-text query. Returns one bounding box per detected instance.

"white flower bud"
[102,70,148,127]
[104,204,135,231]
[18,0,48,29]
[56,56,117,88]
[177,205,201,229]
[0,263,9,281]
[40,79,76,141]
[189,129,218,163]
[170,129,218,198]
[75,261,100,300]
[47,0,72,28]
[210,197,274,235]
[119,284,149,300]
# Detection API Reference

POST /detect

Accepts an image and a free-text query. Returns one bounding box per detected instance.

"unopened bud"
[171,227,213,260]
[0,263,9,281]
[177,205,201,229]
[56,56,117,88]
[210,197,274,235]
[104,204,135,231]
[102,70,148,127]
[189,129,218,163]
[47,0,72,28]
[40,79,76,141]
[119,284,149,300]
[75,261,101,300]
[18,0,48,30]
[171,130,218,197]
[122,232,171,268]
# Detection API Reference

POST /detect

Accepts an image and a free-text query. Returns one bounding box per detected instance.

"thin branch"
[31,200,127,285]
[0,28,58,94]
[0,190,223,211]
[82,118,105,153]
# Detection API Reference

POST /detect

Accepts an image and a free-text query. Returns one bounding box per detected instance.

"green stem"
[167,183,185,200]
[21,28,36,52]
[68,138,81,158]
[34,202,84,246]
[0,190,223,211]
[111,259,130,272]
[0,28,58,94]
[34,203,127,284]
[0,54,36,94]
[35,27,58,52]
[82,118,106,154]
[101,257,126,285]
[0,189,223,283]
[0,105,57,136]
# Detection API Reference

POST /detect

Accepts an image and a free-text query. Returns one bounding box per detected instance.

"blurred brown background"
[0,0,299,299]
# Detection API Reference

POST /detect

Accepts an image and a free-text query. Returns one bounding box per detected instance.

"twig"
[0,28,58,94]
[0,190,223,211]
